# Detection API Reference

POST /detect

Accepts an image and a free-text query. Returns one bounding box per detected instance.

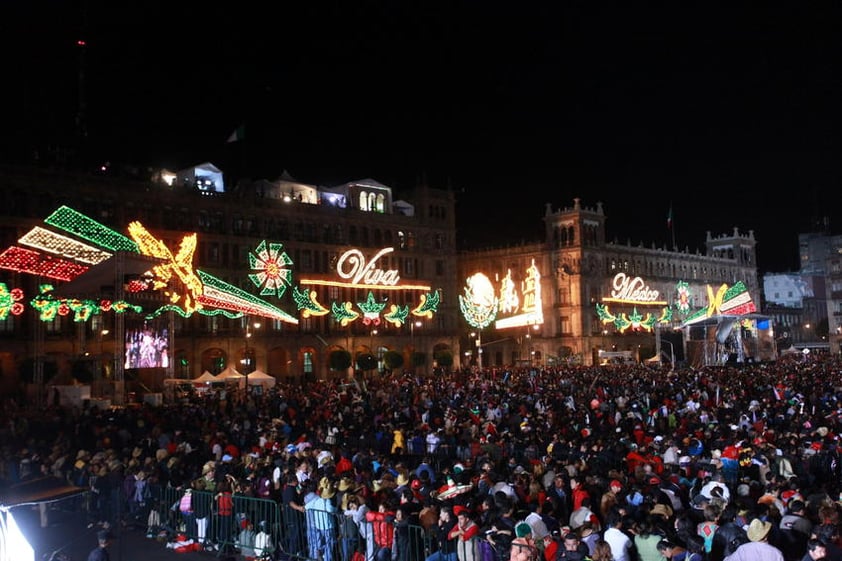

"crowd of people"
[3,351,842,561]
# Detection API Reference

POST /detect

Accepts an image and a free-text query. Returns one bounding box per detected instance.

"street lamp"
[410,320,422,372]
[469,330,483,369]
[243,319,261,392]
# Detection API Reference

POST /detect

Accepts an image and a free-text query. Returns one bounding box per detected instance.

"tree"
[383,350,404,371]
[356,352,378,372]
[434,350,453,368]
[329,349,353,372]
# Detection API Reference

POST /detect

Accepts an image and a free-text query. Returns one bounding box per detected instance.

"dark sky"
[5,2,841,275]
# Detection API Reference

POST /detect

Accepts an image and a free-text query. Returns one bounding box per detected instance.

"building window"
[303,351,313,376]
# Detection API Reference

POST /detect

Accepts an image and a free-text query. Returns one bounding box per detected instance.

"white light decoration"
[19,226,113,265]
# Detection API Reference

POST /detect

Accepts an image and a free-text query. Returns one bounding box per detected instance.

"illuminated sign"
[459,272,497,329]
[294,246,439,327]
[602,273,667,305]
[596,273,671,332]
[459,260,545,331]
[495,259,544,329]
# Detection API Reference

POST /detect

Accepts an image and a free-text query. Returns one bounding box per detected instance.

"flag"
[773,386,782,401]
[226,124,245,143]
[667,204,673,229]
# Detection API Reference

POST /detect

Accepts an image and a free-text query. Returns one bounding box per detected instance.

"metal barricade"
[153,487,281,558]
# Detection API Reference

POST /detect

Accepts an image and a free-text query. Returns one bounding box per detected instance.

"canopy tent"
[193,371,218,383]
[216,366,244,382]
[245,370,276,388]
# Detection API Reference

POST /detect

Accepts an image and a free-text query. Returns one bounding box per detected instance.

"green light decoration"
[292,286,330,318]
[332,301,360,326]
[30,285,142,322]
[412,290,441,318]
[675,281,691,314]
[45,206,139,252]
[197,270,299,323]
[595,303,672,332]
[248,240,294,298]
[357,291,387,325]
[459,273,497,329]
[0,283,25,320]
[384,304,410,327]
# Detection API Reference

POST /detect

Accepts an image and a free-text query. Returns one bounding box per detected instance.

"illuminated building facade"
[457,198,762,367]
[0,165,460,400]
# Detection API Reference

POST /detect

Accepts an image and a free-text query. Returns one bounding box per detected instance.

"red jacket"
[366,509,395,548]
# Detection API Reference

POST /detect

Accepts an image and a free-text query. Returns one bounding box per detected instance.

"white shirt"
[603,526,633,561]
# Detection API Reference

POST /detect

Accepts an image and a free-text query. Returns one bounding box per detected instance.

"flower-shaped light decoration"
[675,281,691,314]
[248,240,294,298]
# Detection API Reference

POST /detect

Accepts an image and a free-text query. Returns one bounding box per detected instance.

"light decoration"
[294,246,439,326]
[0,283,25,319]
[459,272,498,329]
[0,246,89,281]
[127,221,204,315]
[494,259,544,329]
[594,272,672,332]
[30,285,142,322]
[248,240,294,297]
[596,303,672,332]
[292,286,330,318]
[19,226,113,265]
[358,292,387,325]
[196,270,298,323]
[683,281,756,324]
[332,301,360,326]
[45,205,138,252]
[675,281,691,314]
[0,206,300,323]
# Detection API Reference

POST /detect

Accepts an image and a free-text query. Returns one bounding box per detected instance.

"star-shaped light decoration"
[248,240,294,298]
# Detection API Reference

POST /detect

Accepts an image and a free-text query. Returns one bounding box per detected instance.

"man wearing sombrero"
[723,518,784,561]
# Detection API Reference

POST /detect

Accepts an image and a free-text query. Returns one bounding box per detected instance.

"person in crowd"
[510,522,538,561]
[305,476,339,561]
[724,518,784,561]
[427,505,459,561]
[603,509,634,561]
[557,531,591,561]
[86,529,113,561]
[448,504,480,561]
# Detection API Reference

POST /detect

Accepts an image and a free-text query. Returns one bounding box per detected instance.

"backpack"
[179,491,193,513]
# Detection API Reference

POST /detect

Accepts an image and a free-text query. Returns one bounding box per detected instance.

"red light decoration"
[0,246,89,281]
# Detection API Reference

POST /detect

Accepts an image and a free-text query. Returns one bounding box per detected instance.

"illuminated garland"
[0,283,25,319]
[30,285,142,322]
[595,303,672,332]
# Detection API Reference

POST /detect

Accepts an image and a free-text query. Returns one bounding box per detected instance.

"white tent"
[216,366,244,382]
[193,371,218,383]
[245,370,276,388]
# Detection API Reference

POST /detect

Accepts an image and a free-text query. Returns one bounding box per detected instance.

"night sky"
[5,2,841,275]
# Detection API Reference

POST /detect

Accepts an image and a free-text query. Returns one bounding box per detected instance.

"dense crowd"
[3,352,842,561]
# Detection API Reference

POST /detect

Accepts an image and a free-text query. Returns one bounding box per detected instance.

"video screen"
[125,320,169,369]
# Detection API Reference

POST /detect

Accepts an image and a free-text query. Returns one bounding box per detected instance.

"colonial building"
[0,164,461,401]
[457,198,764,368]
